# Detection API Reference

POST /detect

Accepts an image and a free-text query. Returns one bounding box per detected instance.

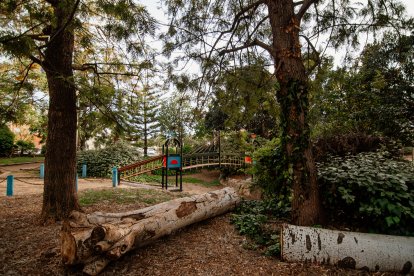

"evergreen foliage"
[76,141,141,177]
[204,62,279,138]
[309,33,414,145]
[0,124,15,157]
[251,139,291,202]
[15,139,35,155]
[128,82,160,154]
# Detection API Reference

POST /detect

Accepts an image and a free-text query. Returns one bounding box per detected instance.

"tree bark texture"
[61,187,240,275]
[267,0,322,226]
[41,0,80,221]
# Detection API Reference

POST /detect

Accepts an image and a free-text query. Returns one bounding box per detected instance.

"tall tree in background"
[0,0,155,221]
[128,70,161,156]
[309,32,414,144]
[162,0,412,225]
[205,60,279,138]
[0,60,48,125]
[158,95,193,142]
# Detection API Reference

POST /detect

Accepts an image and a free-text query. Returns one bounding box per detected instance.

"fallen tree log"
[61,187,239,275]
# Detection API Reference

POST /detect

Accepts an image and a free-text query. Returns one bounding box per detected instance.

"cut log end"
[61,229,76,265]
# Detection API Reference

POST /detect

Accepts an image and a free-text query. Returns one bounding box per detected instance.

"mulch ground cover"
[0,194,398,276]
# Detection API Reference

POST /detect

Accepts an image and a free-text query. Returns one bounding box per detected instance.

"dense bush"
[318,151,414,235]
[312,133,396,162]
[0,125,15,157]
[77,141,141,177]
[231,199,289,256]
[15,139,35,155]
[251,138,291,203]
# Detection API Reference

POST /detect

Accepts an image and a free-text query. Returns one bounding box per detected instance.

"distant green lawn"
[79,188,184,206]
[0,156,44,165]
[131,174,221,187]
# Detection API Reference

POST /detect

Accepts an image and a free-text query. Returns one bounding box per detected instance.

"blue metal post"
[82,164,87,178]
[6,175,13,196]
[40,163,45,179]
[112,167,118,187]
[75,174,78,192]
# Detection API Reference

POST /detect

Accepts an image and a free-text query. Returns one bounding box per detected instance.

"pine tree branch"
[219,38,274,57]
[28,54,43,66]
[0,22,46,44]
[300,34,320,75]
[40,0,80,49]
[44,0,58,5]
[296,0,318,21]
[209,0,266,59]
[72,63,145,77]
[5,61,34,113]
[246,15,269,42]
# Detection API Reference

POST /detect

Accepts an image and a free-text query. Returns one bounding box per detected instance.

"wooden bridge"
[117,152,247,184]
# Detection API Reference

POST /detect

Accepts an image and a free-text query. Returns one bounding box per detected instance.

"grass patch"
[0,156,44,165]
[79,188,181,206]
[182,177,221,187]
[131,173,221,187]
[131,174,162,183]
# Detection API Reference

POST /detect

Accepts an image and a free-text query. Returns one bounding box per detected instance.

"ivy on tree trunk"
[268,0,322,225]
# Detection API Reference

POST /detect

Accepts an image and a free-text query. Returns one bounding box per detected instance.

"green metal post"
[40,163,45,179]
[82,164,87,178]
[112,167,118,187]
[6,175,13,196]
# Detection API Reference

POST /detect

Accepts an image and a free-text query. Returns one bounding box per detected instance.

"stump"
[61,187,240,275]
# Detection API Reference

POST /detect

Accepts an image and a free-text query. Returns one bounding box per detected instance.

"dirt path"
[0,165,218,196]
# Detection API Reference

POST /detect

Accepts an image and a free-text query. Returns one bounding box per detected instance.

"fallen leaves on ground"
[0,194,398,276]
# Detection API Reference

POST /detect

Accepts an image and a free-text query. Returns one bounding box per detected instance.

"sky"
[143,0,414,23]
[141,0,414,72]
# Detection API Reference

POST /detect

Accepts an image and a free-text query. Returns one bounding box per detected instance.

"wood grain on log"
[61,187,239,275]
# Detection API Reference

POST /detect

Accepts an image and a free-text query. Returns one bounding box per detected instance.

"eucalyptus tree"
[161,0,413,225]
[0,0,156,220]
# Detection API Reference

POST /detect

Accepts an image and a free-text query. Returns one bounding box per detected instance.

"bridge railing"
[118,152,248,182]
[183,152,219,168]
[118,155,163,181]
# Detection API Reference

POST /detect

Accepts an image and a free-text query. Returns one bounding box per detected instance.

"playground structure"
[118,133,249,189]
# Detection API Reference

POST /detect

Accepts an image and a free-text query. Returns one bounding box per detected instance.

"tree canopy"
[0,0,158,220]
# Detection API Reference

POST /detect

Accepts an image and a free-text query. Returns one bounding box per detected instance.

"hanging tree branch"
[208,0,266,59]
[219,38,274,57]
[300,34,320,74]
[296,0,318,22]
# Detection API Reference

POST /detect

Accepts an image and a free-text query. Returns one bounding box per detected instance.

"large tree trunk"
[267,0,322,226]
[41,0,80,221]
[61,187,239,275]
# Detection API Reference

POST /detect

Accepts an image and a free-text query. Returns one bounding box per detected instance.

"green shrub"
[0,125,15,157]
[77,141,141,177]
[318,151,414,235]
[15,139,35,155]
[231,199,286,256]
[251,138,291,203]
[312,133,395,162]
